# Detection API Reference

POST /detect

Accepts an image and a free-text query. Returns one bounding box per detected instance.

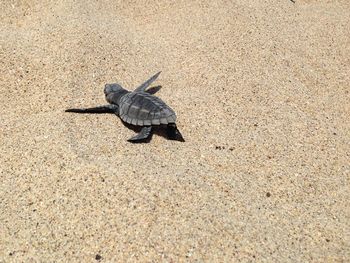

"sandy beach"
[1,0,349,261]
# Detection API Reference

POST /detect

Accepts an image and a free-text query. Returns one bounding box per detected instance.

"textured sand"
[1,0,349,262]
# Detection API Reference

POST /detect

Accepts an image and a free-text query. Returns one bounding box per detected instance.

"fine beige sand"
[1,0,349,262]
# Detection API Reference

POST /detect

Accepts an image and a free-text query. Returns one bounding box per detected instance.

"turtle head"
[104,83,128,105]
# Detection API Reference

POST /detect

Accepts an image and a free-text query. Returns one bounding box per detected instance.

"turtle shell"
[119,92,176,126]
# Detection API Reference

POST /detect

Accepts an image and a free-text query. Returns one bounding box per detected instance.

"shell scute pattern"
[119,92,176,126]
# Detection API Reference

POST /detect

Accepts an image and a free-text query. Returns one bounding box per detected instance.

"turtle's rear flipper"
[167,124,185,142]
[65,104,118,114]
[128,126,152,143]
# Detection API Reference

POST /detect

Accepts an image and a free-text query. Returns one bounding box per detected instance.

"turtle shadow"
[146,85,162,95]
[121,121,179,143]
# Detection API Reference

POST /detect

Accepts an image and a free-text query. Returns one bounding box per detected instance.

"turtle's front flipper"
[134,71,161,92]
[128,126,152,143]
[167,124,185,142]
[65,104,118,114]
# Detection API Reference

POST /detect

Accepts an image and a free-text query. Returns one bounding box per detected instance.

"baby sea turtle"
[65,72,184,143]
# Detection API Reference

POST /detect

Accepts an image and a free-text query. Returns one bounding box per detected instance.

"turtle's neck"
[106,90,129,105]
